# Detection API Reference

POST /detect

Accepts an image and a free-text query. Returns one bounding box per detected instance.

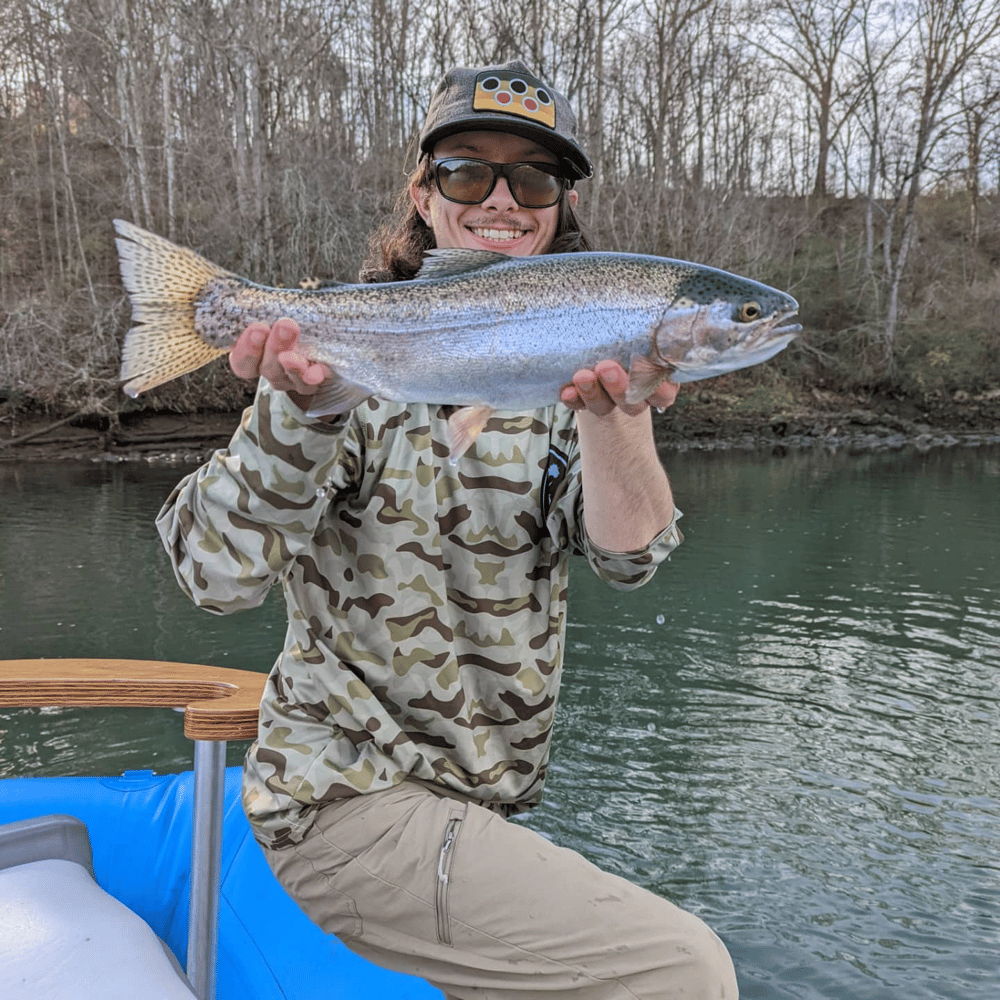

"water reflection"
[527,445,1000,999]
[1,446,999,999]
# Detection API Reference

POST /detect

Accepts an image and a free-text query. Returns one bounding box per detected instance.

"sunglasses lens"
[436,160,494,204]
[509,164,563,207]
[435,159,565,208]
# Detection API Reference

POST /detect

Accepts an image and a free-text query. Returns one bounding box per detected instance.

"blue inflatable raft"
[0,659,442,1000]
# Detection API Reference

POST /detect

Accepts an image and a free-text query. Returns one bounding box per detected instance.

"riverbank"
[2,383,999,464]
[655,384,1000,454]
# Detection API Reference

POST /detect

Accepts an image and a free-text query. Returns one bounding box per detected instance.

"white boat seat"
[0,815,196,1000]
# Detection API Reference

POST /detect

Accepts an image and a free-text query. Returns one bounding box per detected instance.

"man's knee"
[656,908,738,999]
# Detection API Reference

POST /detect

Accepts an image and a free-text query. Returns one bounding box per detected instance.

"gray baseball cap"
[419,60,593,181]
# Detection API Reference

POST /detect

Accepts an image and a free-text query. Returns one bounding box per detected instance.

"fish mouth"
[772,320,802,337]
[768,307,801,338]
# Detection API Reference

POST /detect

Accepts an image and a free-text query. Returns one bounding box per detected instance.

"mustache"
[465,216,530,229]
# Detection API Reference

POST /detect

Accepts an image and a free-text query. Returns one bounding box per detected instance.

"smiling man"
[412,131,569,254]
[157,61,737,999]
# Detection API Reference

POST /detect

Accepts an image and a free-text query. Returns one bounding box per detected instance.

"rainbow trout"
[113,219,800,459]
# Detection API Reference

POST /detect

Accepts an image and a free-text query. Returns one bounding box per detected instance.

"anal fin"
[446,405,494,464]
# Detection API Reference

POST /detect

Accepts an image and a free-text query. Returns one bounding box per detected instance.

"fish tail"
[114,219,231,397]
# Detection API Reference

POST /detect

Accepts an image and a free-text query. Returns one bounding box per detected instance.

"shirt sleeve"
[155,381,360,615]
[542,407,683,591]
[578,509,683,590]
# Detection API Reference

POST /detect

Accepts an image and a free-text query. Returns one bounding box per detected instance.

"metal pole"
[187,739,226,1000]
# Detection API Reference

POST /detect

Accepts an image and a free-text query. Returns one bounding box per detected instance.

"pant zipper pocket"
[435,817,462,945]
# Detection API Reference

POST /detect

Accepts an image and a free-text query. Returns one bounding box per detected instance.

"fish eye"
[738,301,762,322]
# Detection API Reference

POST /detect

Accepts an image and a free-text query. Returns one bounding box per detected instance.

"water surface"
[1,445,998,999]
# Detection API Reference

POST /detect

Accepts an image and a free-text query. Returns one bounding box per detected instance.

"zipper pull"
[437,824,457,884]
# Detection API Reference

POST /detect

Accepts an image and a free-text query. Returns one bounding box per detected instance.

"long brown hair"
[358,155,595,283]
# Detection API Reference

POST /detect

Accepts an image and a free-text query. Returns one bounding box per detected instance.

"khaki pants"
[262,782,738,999]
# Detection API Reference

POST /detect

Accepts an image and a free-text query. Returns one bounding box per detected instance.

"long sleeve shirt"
[157,382,681,849]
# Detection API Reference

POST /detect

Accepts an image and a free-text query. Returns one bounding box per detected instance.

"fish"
[113,219,801,460]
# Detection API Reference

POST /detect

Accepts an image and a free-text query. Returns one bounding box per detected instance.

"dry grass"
[2,190,998,421]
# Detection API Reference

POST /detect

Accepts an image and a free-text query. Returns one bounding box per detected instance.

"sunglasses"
[431,157,569,209]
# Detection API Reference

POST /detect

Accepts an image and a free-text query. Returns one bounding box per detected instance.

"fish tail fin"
[114,219,230,397]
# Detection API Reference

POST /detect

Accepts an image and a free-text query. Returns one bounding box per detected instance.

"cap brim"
[421,116,593,181]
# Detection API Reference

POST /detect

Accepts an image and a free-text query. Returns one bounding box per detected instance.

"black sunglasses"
[431,157,569,209]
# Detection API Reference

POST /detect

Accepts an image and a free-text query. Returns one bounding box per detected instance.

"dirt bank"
[655,384,1000,454]
[0,410,241,465]
[2,384,999,465]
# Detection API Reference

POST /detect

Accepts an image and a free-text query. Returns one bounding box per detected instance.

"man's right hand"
[230,318,333,412]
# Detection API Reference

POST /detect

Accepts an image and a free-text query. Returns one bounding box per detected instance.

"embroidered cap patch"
[473,70,556,129]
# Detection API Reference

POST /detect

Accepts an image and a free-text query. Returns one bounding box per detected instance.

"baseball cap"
[419,60,593,181]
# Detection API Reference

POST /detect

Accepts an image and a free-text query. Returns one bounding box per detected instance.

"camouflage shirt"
[157,381,681,849]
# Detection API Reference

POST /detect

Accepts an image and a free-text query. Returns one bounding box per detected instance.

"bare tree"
[877,0,1000,365]
[956,56,1000,246]
[750,0,870,197]
[4,0,1000,412]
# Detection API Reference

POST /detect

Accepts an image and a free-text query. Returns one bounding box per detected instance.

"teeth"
[472,228,525,241]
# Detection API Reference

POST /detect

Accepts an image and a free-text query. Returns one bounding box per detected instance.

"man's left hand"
[560,360,679,416]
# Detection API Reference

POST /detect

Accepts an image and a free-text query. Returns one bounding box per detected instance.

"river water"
[1,443,998,999]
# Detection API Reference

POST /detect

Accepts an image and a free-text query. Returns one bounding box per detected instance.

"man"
[158,61,737,999]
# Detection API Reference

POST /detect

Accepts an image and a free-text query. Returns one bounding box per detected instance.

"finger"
[276,350,331,392]
[229,323,270,379]
[569,369,616,417]
[559,384,585,410]
[594,361,647,417]
[649,380,680,411]
[259,318,303,384]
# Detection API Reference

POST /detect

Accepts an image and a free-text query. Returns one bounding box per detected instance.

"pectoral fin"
[625,354,673,405]
[446,405,494,464]
[304,374,374,417]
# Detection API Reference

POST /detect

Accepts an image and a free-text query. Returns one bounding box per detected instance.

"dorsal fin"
[415,248,510,281]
